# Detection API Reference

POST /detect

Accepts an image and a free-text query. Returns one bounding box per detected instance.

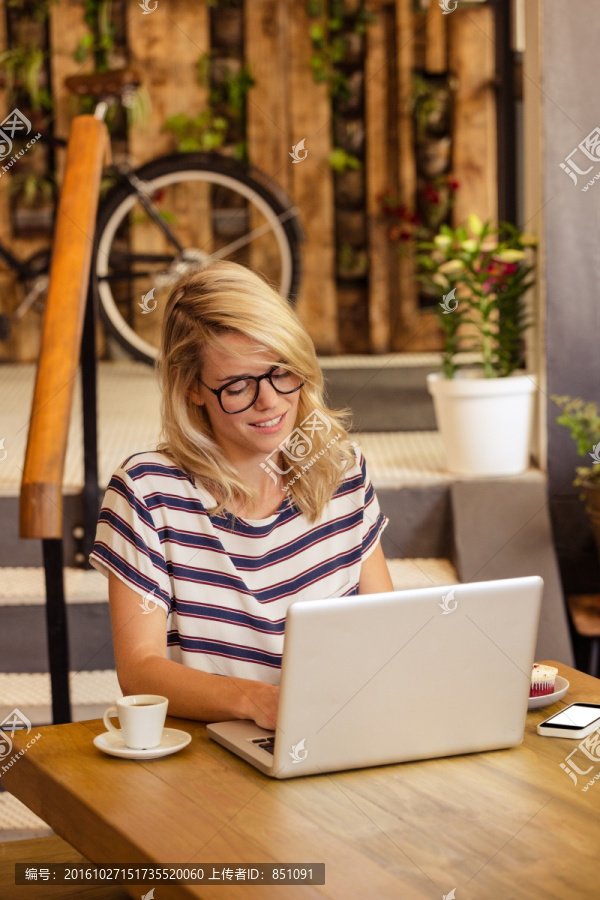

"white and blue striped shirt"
[89,446,388,684]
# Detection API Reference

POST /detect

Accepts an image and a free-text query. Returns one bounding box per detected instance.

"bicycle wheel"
[93,152,303,365]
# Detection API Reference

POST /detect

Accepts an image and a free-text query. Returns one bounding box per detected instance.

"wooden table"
[3,661,600,899]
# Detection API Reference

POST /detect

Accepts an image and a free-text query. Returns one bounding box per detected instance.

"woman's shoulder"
[340,441,367,483]
[110,450,197,497]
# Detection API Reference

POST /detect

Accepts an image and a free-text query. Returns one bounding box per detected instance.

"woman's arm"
[108,572,278,729]
[358,541,394,594]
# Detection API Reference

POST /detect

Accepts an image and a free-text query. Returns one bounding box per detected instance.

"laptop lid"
[208,575,543,779]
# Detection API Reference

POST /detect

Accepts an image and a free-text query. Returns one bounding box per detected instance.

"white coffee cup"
[103,695,168,750]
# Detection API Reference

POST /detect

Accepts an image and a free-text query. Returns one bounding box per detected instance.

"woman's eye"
[272,368,291,380]
[225,381,249,395]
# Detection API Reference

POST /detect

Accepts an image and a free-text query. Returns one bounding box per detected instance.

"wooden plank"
[0,1,55,363]
[245,0,292,296]
[245,0,290,194]
[392,0,419,350]
[127,0,209,164]
[522,0,544,468]
[288,0,337,353]
[46,0,102,365]
[365,5,391,352]
[48,1,89,185]
[0,0,9,245]
[126,0,210,355]
[425,0,447,73]
[0,0,13,362]
[448,5,497,225]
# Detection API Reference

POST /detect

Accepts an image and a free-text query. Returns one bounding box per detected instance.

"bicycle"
[0,69,303,366]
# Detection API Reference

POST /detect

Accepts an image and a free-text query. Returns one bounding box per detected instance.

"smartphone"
[537,702,600,739]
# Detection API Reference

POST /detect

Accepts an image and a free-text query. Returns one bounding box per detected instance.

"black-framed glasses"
[197,365,304,414]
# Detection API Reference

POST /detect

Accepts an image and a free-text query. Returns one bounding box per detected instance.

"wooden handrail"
[19,115,110,540]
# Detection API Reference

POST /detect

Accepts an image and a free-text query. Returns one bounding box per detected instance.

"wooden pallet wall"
[0,0,498,361]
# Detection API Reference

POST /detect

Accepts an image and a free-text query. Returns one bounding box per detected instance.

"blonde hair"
[155,261,356,522]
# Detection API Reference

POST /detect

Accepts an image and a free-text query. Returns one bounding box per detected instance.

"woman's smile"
[249,412,286,434]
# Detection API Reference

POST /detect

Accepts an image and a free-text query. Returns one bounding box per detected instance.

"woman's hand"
[246,682,279,731]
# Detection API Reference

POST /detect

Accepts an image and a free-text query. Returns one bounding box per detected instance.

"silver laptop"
[207,575,543,779]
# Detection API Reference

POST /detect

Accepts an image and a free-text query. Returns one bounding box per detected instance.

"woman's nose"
[254,377,279,408]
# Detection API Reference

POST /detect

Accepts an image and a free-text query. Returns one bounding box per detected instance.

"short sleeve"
[351,444,389,563]
[88,464,172,615]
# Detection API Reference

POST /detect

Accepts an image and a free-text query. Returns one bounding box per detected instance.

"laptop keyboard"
[251,736,275,755]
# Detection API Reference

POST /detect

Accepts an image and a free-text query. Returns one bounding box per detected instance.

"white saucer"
[93,727,192,759]
[528,675,570,710]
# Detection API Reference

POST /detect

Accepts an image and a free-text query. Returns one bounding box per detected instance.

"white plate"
[93,727,192,760]
[528,675,570,710]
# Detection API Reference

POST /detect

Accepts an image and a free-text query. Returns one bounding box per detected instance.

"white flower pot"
[426,370,537,477]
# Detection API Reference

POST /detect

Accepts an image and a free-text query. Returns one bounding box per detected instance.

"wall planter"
[335,209,366,246]
[335,168,365,208]
[13,205,54,238]
[211,8,244,50]
[427,370,536,477]
[417,136,452,178]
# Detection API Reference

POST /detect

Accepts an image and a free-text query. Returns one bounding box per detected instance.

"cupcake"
[530,663,558,697]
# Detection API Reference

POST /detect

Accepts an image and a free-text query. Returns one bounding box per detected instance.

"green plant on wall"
[74,0,115,73]
[163,111,229,153]
[412,72,452,141]
[198,52,255,161]
[306,2,374,174]
[0,46,52,112]
[5,0,57,23]
[8,171,55,208]
[165,53,255,162]
[306,0,374,101]
[327,147,361,173]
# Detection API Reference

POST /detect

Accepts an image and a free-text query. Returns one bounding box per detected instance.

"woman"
[89,261,393,731]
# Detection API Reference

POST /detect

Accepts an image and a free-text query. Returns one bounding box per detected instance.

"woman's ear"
[186,386,205,406]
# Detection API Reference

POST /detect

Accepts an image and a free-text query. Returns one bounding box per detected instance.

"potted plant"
[551,395,600,561]
[417,214,538,476]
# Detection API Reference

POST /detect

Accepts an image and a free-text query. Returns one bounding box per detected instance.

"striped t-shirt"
[89,445,388,684]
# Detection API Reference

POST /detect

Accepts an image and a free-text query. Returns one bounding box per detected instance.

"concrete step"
[451,480,574,665]
[0,559,459,605]
[0,670,122,727]
[0,792,53,843]
[0,567,108,605]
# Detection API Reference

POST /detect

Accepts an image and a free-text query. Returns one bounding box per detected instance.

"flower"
[483,259,518,291]
[467,213,484,236]
[417,217,537,379]
[438,259,465,274]
[494,249,526,263]
[520,233,538,247]
[423,183,440,205]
